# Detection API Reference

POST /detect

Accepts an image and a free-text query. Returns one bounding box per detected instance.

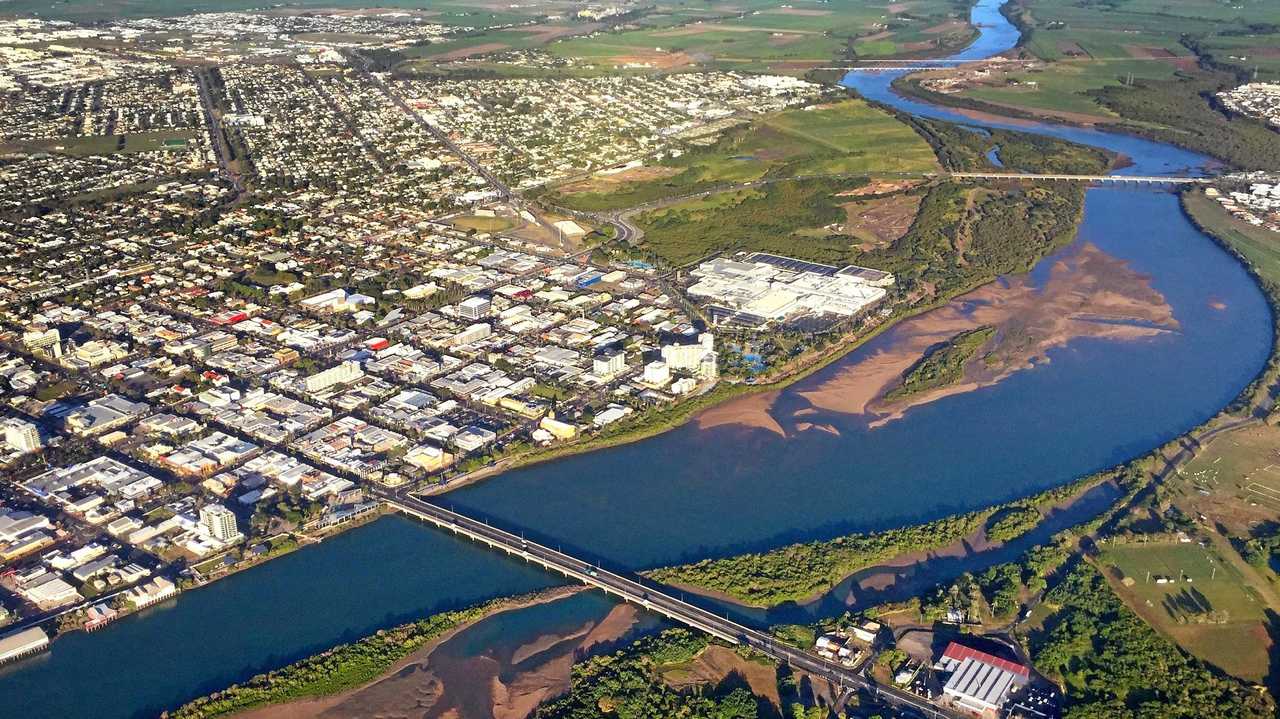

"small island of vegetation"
[883,325,996,401]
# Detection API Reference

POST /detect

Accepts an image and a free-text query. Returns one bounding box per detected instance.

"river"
[0,1,1272,717]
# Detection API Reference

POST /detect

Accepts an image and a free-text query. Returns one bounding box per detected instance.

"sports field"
[1100,542,1274,680]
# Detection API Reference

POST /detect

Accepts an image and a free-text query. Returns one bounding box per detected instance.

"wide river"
[0,1,1272,717]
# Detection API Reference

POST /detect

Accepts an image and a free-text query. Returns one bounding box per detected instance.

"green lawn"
[763,100,941,174]
[4,130,197,156]
[1099,541,1273,679]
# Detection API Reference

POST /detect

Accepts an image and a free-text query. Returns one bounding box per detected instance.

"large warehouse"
[936,642,1030,717]
[685,253,893,327]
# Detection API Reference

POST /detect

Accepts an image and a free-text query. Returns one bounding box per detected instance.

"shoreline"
[15,504,390,652]
[173,585,588,719]
[645,471,1120,611]
[423,260,1062,498]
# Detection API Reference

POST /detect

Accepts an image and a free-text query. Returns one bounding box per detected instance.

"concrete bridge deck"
[939,171,1208,184]
[379,490,962,719]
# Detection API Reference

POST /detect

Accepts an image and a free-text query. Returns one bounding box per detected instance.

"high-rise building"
[4,420,41,453]
[199,504,240,542]
[660,332,717,380]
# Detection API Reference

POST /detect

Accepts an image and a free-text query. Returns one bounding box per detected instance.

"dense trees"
[883,325,996,400]
[1032,563,1272,719]
[1090,74,1280,171]
[909,118,1114,175]
[647,511,992,606]
[534,630,759,719]
[648,477,1100,607]
[637,178,857,267]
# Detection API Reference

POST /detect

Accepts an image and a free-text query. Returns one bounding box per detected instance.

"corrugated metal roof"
[944,656,1018,710]
[941,641,1030,677]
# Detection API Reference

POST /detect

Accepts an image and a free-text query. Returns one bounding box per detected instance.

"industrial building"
[936,642,1030,717]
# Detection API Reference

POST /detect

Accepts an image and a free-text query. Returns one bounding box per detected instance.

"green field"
[549,99,937,212]
[1100,541,1273,679]
[545,0,974,69]
[961,59,1184,118]
[763,102,942,173]
[1184,190,1280,283]
[2,131,196,156]
[450,214,515,232]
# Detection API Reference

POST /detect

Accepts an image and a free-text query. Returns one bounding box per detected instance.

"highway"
[377,489,962,719]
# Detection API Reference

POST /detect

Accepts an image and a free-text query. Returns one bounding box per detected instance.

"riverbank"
[644,468,1120,608]
[168,586,586,719]
[1180,188,1280,411]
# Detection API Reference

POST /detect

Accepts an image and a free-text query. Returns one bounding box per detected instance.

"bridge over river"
[377,490,963,719]
[939,171,1209,184]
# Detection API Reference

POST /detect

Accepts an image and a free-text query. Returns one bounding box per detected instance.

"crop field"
[1100,542,1273,680]
[960,58,1187,118]
[762,101,941,172]
[1195,34,1280,81]
[548,0,974,69]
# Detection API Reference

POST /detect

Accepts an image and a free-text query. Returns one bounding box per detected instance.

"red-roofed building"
[936,642,1029,717]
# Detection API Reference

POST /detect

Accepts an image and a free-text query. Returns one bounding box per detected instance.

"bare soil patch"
[923,20,967,34]
[839,179,924,197]
[1057,41,1090,58]
[842,193,922,249]
[611,51,695,69]
[510,23,598,42]
[663,646,783,710]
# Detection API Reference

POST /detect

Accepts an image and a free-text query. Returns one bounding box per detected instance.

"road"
[193,68,246,198]
[378,489,962,719]
[360,70,513,200]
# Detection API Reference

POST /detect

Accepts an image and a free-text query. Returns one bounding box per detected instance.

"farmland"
[545,0,977,71]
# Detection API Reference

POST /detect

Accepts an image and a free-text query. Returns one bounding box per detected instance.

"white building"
[661,333,717,380]
[4,419,40,453]
[21,326,61,360]
[457,296,492,321]
[305,361,364,393]
[593,350,626,378]
[643,360,671,386]
[199,504,240,543]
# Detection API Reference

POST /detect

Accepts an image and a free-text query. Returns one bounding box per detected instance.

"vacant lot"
[549,99,936,212]
[841,192,923,248]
